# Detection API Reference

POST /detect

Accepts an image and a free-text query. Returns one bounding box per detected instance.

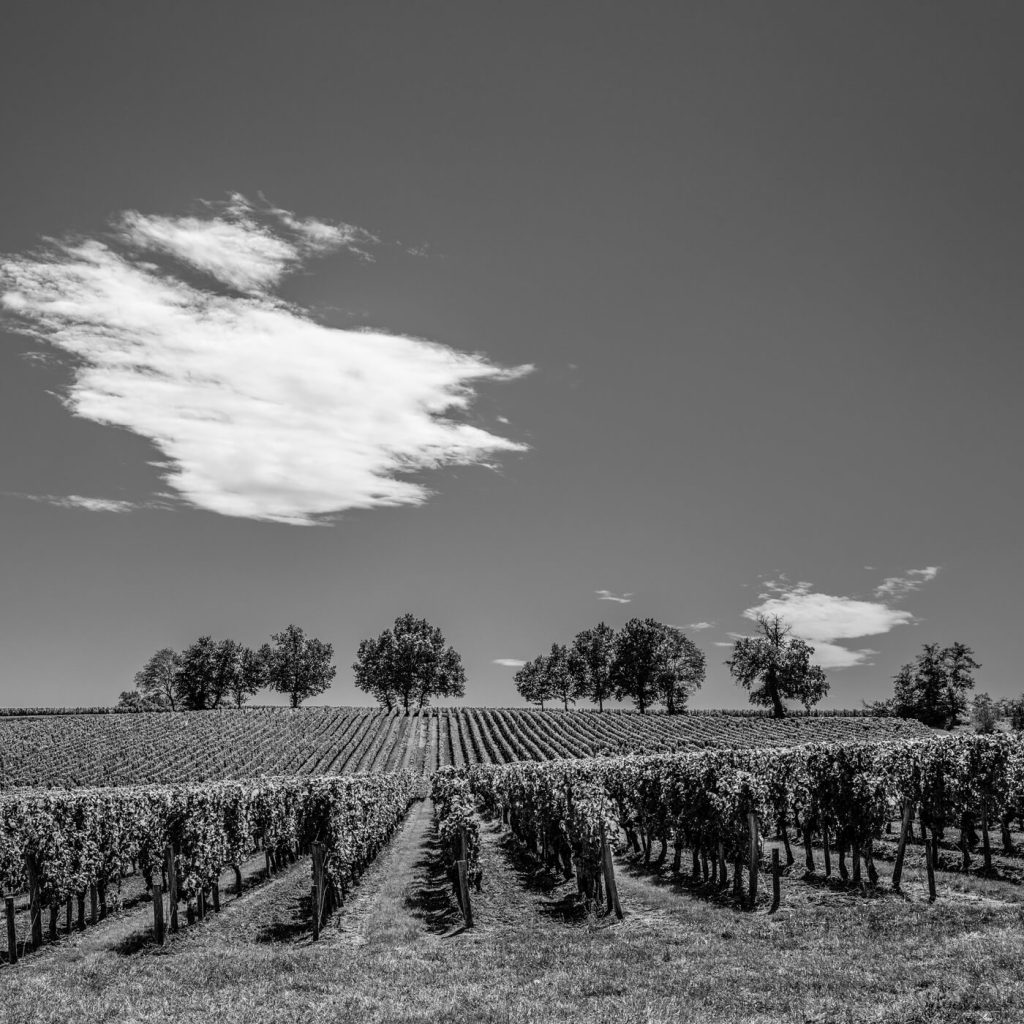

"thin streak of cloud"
[0,196,533,525]
[15,493,142,513]
[596,589,633,604]
[874,566,941,600]
[688,621,715,630]
[493,658,526,668]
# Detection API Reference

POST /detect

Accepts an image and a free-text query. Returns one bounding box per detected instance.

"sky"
[1,2,1022,711]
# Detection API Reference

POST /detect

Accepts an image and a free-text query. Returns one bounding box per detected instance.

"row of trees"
[511,614,835,717]
[122,625,336,711]
[122,610,987,729]
[514,619,707,714]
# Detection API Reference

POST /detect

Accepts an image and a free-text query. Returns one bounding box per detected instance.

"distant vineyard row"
[0,707,931,791]
[0,705,888,718]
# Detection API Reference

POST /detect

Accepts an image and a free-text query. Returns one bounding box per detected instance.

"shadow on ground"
[404,826,463,934]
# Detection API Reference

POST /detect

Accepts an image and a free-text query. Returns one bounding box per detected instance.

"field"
[2,709,1023,1024]
[0,705,929,789]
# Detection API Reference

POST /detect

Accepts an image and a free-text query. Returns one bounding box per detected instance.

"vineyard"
[2,707,1024,1021]
[442,732,1024,911]
[0,770,418,960]
[0,706,930,790]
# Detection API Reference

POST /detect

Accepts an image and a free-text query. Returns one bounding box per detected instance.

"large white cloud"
[743,579,915,669]
[1,197,531,525]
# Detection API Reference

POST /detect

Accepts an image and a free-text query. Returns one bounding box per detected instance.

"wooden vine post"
[5,894,17,964]
[925,836,937,902]
[600,822,622,920]
[456,828,473,927]
[152,878,165,946]
[456,860,473,927]
[747,811,759,909]
[24,854,43,949]
[769,848,781,914]
[891,802,914,890]
[310,842,326,941]
[165,845,179,934]
[981,813,992,876]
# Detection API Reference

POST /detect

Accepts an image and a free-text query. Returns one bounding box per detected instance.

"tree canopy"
[514,656,552,709]
[610,618,703,714]
[725,615,828,718]
[131,647,179,710]
[567,622,616,711]
[658,628,707,714]
[173,635,229,710]
[233,646,268,708]
[352,613,465,710]
[542,642,577,711]
[262,624,337,708]
[884,641,980,727]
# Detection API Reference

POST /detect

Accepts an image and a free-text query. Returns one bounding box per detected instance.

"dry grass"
[3,809,1024,1024]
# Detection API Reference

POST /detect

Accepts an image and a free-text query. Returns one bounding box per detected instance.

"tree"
[514,656,553,709]
[352,614,465,710]
[568,623,616,711]
[887,641,980,728]
[132,647,180,710]
[231,646,268,708]
[610,618,695,714]
[1004,698,1024,732]
[659,627,706,714]
[725,615,829,719]
[264,624,337,708]
[211,638,245,707]
[116,689,169,712]
[542,643,576,711]
[173,635,227,710]
[972,692,998,734]
[353,629,398,710]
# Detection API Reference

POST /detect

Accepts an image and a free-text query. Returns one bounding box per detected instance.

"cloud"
[874,566,941,600]
[744,579,913,669]
[713,641,734,648]
[596,590,633,604]
[493,658,526,668]
[1,196,532,525]
[688,621,715,630]
[16,493,141,513]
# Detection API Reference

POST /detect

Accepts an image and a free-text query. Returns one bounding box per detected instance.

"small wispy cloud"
[0,194,532,525]
[688,621,715,630]
[744,577,914,669]
[493,658,526,668]
[874,566,941,600]
[596,589,633,604]
[713,641,734,648]
[17,493,142,513]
